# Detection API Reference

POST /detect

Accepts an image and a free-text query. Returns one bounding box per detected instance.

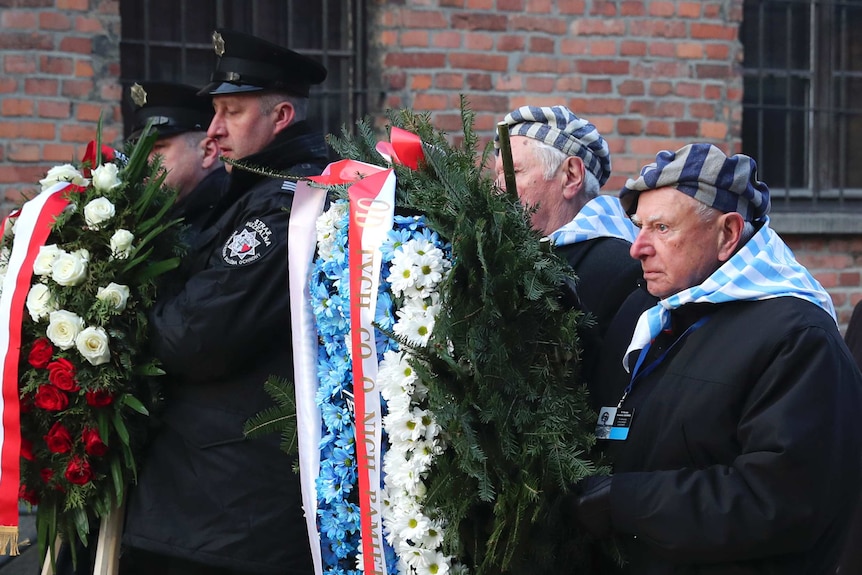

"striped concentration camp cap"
[496,105,612,186]
[619,143,771,222]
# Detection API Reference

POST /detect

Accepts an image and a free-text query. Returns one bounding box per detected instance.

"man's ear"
[717,212,746,261]
[561,156,585,201]
[200,137,221,170]
[273,100,296,133]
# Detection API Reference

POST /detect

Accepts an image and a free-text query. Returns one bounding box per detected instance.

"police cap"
[128,81,213,141]
[198,29,327,97]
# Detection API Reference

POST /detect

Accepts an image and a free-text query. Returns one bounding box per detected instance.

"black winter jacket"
[123,121,329,574]
[605,298,862,574]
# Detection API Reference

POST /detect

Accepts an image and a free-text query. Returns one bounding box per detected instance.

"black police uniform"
[121,31,329,575]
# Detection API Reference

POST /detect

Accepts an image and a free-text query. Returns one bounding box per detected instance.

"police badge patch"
[222,218,275,266]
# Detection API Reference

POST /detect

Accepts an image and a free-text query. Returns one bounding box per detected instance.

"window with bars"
[741,0,862,211]
[119,0,367,146]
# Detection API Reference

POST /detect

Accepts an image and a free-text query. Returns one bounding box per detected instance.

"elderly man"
[495,105,644,336]
[122,29,329,575]
[568,143,862,574]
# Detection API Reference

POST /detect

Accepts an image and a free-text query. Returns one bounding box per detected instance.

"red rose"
[47,358,79,392]
[20,438,34,461]
[85,389,114,407]
[82,427,107,457]
[28,338,54,369]
[39,468,54,484]
[44,422,72,454]
[33,385,68,411]
[18,483,39,505]
[64,455,93,486]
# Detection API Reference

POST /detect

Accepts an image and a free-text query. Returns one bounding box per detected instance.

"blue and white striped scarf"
[550,195,639,247]
[624,217,836,372]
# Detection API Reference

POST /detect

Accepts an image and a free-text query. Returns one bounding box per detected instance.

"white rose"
[39,164,88,192]
[33,244,61,276]
[91,163,122,193]
[75,326,111,366]
[97,282,130,312]
[109,229,135,259]
[83,197,116,229]
[26,283,56,321]
[46,310,85,350]
[51,250,88,286]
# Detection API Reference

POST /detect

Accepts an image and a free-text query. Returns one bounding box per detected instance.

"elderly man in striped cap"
[495,105,647,339]
[568,143,862,574]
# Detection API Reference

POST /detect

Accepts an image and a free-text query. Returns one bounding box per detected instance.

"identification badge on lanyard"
[594,406,634,440]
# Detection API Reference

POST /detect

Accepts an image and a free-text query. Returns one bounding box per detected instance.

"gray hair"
[258,91,309,122]
[531,139,599,199]
[693,201,756,246]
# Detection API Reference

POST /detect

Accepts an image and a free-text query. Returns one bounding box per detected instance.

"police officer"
[128,80,228,246]
[122,30,330,575]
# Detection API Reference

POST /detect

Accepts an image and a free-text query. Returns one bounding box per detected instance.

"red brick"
[530,36,555,53]
[384,71,406,90]
[656,101,685,117]
[561,38,588,55]
[412,93,448,111]
[675,82,703,98]
[0,165,47,184]
[39,100,72,119]
[526,0,553,11]
[7,143,40,162]
[434,113,464,132]
[572,19,626,36]
[497,35,526,52]
[467,94,509,111]
[40,55,74,75]
[590,39,617,56]
[60,123,97,143]
[646,120,672,137]
[439,0,464,5]
[674,121,699,137]
[511,15,568,34]
[466,73,492,90]
[0,78,17,93]
[649,1,675,16]
[648,42,676,58]
[587,79,612,93]
[465,32,494,51]
[635,20,687,38]
[526,77,556,93]
[0,120,54,139]
[496,74,524,91]
[498,0,525,10]
[0,32,53,50]
[590,1,617,16]
[618,80,644,96]
[620,1,645,16]
[73,16,105,33]
[519,56,569,74]
[2,10,37,28]
[579,97,625,115]
[620,40,646,57]
[24,78,59,96]
[61,78,93,98]
[435,73,464,90]
[840,272,861,286]
[400,30,429,47]
[677,42,704,59]
[57,0,89,8]
[411,74,433,90]
[5,54,37,74]
[705,43,731,60]
[451,13,507,31]
[630,138,686,155]
[678,2,702,17]
[466,0,493,8]
[450,52,508,71]
[432,32,462,49]
[701,121,728,139]
[691,23,736,41]
[1,98,34,116]
[558,0,586,14]
[690,103,716,119]
[649,81,673,96]
[59,36,91,53]
[39,11,71,30]
[618,119,642,135]
[384,52,446,68]
[629,100,656,116]
[576,59,629,75]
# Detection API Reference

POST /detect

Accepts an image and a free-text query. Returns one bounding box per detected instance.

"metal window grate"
[741,0,862,211]
[118,0,367,146]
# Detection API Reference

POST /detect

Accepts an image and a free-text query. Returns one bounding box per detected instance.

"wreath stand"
[40,503,124,575]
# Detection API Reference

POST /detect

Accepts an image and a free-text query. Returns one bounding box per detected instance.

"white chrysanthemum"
[39,164,88,191]
[384,410,418,448]
[75,326,111,366]
[315,202,348,260]
[420,521,445,550]
[410,438,442,472]
[389,248,422,296]
[394,306,436,347]
[46,310,84,350]
[415,550,451,575]
[33,244,61,276]
[83,197,116,229]
[91,162,122,193]
[392,506,431,543]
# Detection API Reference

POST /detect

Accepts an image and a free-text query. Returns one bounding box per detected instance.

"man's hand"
[566,475,613,537]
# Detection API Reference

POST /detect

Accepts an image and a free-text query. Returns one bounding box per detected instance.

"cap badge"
[130,83,147,107]
[212,31,225,57]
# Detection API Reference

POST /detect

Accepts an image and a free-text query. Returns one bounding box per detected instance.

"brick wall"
[0,0,122,209]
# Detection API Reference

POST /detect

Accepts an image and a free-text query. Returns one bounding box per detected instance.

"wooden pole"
[92,501,124,575]
[496,121,518,201]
